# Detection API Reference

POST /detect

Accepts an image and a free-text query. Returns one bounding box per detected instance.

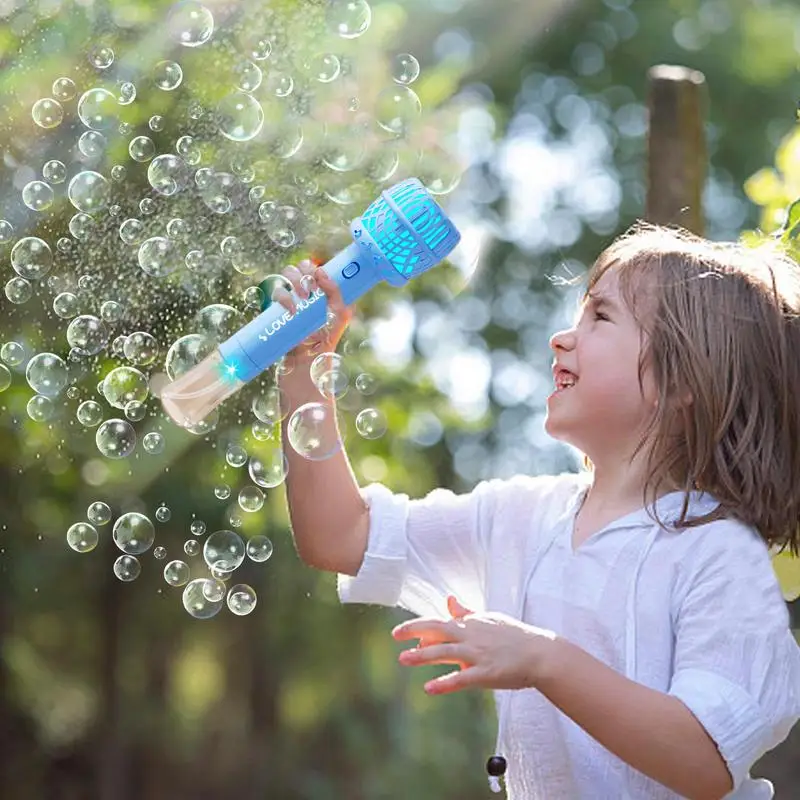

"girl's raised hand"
[392,595,558,695]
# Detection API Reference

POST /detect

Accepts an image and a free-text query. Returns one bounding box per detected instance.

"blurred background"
[0,0,798,797]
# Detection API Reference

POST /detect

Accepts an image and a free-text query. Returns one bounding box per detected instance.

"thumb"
[447,595,473,619]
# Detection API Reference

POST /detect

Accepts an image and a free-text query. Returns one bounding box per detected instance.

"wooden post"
[645,65,707,236]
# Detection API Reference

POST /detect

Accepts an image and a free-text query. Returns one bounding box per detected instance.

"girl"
[278,222,800,799]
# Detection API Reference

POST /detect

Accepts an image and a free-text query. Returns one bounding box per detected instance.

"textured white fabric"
[337,471,800,799]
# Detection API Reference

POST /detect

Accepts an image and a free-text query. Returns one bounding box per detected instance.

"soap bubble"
[32,97,64,128]
[248,450,288,488]
[124,400,146,422]
[119,218,145,245]
[142,431,165,454]
[0,220,14,243]
[391,53,420,85]
[375,85,422,136]
[356,407,387,439]
[5,277,32,304]
[355,372,377,395]
[190,520,206,536]
[87,500,112,525]
[96,418,137,459]
[77,400,103,426]
[77,88,118,130]
[124,332,159,366]
[175,135,201,164]
[1,341,25,366]
[100,300,123,324]
[310,352,349,398]
[251,386,286,424]
[286,402,342,461]
[327,0,372,38]
[309,53,341,83]
[182,578,224,619]
[102,366,149,409]
[225,444,247,467]
[66,315,108,356]
[52,77,76,100]
[234,59,262,92]
[203,577,227,600]
[26,352,68,397]
[27,395,54,422]
[417,146,463,196]
[78,130,107,158]
[227,584,257,615]
[116,80,136,105]
[0,365,11,392]
[22,180,54,211]
[264,71,294,98]
[167,1,214,47]
[153,60,183,91]
[89,45,114,69]
[217,91,264,142]
[113,511,155,554]
[69,212,97,240]
[67,522,98,553]
[164,559,190,586]
[184,539,199,556]
[164,334,215,380]
[11,236,53,280]
[148,154,190,196]
[138,236,182,277]
[203,530,245,573]
[194,303,244,342]
[113,555,141,581]
[153,546,167,559]
[68,170,110,214]
[242,32,272,61]
[155,505,171,523]
[246,535,273,562]
[238,486,264,512]
[129,136,156,162]
[42,160,67,183]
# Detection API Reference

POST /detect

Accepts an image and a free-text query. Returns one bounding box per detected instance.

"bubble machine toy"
[161,178,461,427]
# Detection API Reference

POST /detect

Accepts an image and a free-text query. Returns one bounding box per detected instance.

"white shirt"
[337,471,800,799]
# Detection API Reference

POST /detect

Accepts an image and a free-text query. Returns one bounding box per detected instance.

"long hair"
[579,221,800,555]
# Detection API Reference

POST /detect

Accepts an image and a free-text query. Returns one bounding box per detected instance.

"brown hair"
[578,221,800,555]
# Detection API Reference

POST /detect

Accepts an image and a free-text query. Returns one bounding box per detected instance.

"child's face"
[545,268,659,463]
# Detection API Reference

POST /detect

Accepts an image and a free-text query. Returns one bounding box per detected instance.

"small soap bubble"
[183,539,199,556]
[89,45,114,69]
[52,77,76,100]
[116,81,136,105]
[355,372,377,395]
[148,154,189,196]
[248,450,287,488]
[11,236,53,280]
[309,53,341,83]
[391,53,420,84]
[375,86,422,137]
[0,365,11,392]
[5,277,32,304]
[113,554,141,582]
[77,399,103,426]
[22,180,54,211]
[225,444,247,467]
[87,501,112,525]
[227,584,257,615]
[0,220,14,244]
[310,353,349,398]
[182,578,224,618]
[164,559,190,586]
[286,402,342,461]
[203,530,245,572]
[138,236,181,278]
[32,97,64,128]
[69,212,97,241]
[129,136,156,162]
[124,400,146,421]
[153,546,167,559]
[190,520,206,536]
[26,352,68,397]
[153,60,183,91]
[68,170,110,214]
[67,315,108,356]
[139,197,157,215]
[78,130,107,159]
[1,341,25,366]
[103,367,149,409]
[203,577,227,602]
[167,1,215,47]
[96,418,137,459]
[142,431,165,454]
[264,71,293,98]
[356,407,387,439]
[246,535,273,562]
[217,91,264,142]
[238,485,264,513]
[43,160,67,183]
[214,483,231,500]
[100,300,123,323]
[27,395,54,422]
[113,512,155,554]
[119,218,145,245]
[251,387,286,425]
[234,59,262,92]
[327,0,372,39]
[67,522,99,553]
[77,88,118,130]
[242,33,272,61]
[155,505,171,523]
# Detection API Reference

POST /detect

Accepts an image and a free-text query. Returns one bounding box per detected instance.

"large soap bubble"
[11,237,53,280]
[32,97,64,128]
[327,0,372,39]
[26,352,68,397]
[167,1,214,47]
[217,91,264,141]
[113,512,155,554]
[96,418,137,459]
[147,154,190,196]
[138,236,182,277]
[203,530,245,573]
[102,366,149,409]
[66,315,108,356]
[68,171,110,214]
[77,87,118,130]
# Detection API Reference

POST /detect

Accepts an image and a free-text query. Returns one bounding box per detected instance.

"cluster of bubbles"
[66,500,273,617]
[1,0,462,618]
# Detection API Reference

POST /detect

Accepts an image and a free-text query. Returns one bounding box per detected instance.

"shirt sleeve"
[336,477,510,620]
[667,524,800,791]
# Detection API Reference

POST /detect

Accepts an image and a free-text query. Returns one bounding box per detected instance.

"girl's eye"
[594,311,609,321]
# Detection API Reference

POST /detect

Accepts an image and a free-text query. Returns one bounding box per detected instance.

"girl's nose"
[549,327,576,352]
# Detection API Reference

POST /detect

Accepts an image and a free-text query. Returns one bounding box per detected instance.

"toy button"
[343,261,360,278]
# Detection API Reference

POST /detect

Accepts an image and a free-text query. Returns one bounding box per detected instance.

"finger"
[398,643,468,667]
[281,264,312,300]
[424,666,485,695]
[447,595,473,619]
[391,619,452,641]
[271,285,296,315]
[314,267,352,318]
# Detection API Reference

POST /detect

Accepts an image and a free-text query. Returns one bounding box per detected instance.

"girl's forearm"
[536,637,733,800]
